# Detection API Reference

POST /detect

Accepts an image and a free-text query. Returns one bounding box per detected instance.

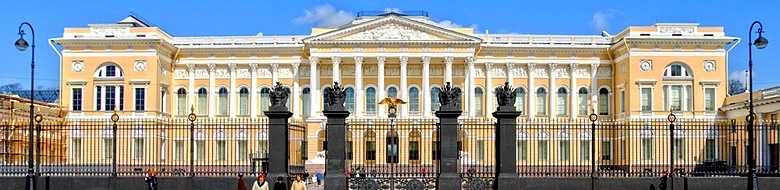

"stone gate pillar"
[264,82,294,190]
[435,82,463,190]
[323,82,349,190]
[493,82,522,189]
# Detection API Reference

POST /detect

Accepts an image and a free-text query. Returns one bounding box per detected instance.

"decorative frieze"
[300,67,310,77]
[534,67,548,78]
[597,67,612,78]
[491,65,506,77]
[386,66,400,76]
[216,68,230,78]
[474,67,485,77]
[513,67,527,78]
[574,68,590,78]
[279,67,293,78]
[408,65,422,76]
[555,66,569,78]
[343,65,355,76]
[342,23,441,40]
[363,65,377,76]
[320,65,332,76]
[175,69,187,79]
[431,66,444,76]
[257,66,272,77]
[453,66,465,76]
[195,69,209,78]
[659,26,695,34]
[237,68,251,78]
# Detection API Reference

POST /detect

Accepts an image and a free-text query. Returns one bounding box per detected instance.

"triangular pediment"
[302,15,482,43]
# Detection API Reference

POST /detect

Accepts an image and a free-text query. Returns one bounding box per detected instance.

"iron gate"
[346,118,439,190]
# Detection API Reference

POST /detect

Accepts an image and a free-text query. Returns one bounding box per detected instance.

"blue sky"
[1,0,777,90]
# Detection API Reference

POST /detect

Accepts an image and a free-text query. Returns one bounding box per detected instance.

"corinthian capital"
[422,56,431,65]
[309,56,319,66]
[354,57,363,65]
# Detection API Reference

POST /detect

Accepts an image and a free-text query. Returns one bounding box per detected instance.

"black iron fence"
[0,117,305,177]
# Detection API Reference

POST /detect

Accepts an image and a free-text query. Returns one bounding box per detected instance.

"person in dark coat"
[273,176,287,190]
[238,169,247,190]
[144,169,158,190]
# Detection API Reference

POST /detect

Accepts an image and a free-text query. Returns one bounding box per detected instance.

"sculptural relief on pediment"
[341,23,443,41]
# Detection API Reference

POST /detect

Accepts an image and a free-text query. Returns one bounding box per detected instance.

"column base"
[437,172,460,190]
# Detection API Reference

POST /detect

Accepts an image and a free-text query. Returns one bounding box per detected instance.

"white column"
[292,63,301,118]
[485,62,494,115]
[570,63,578,119]
[549,63,556,119]
[682,85,689,111]
[271,63,279,85]
[332,57,341,83]
[422,56,431,117]
[528,63,536,118]
[229,63,237,117]
[444,56,453,83]
[250,63,258,117]
[400,56,408,117]
[354,57,364,118]
[187,63,195,112]
[467,56,476,117]
[208,63,216,118]
[506,62,514,86]
[377,56,386,117]
[309,57,319,117]
[590,63,599,114]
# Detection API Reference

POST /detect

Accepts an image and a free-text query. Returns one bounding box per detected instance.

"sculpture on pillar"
[268,82,291,111]
[437,82,462,111]
[494,82,518,112]
[326,82,347,111]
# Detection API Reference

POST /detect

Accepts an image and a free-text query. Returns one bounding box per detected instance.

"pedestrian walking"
[303,170,310,184]
[315,170,323,187]
[273,176,287,190]
[144,169,158,190]
[291,174,307,190]
[238,169,248,190]
[253,173,269,190]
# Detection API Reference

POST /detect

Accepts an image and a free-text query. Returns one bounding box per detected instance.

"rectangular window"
[601,141,611,160]
[517,140,527,160]
[538,140,549,161]
[537,94,547,116]
[237,140,247,161]
[258,140,268,159]
[106,66,116,77]
[216,140,226,161]
[135,88,145,111]
[705,139,716,161]
[196,140,205,160]
[477,140,485,161]
[239,93,249,116]
[96,86,102,111]
[674,139,685,160]
[599,94,608,115]
[432,140,440,160]
[366,141,376,161]
[72,88,82,111]
[347,141,353,160]
[72,138,82,159]
[409,141,420,161]
[198,94,207,115]
[174,140,185,160]
[161,92,166,114]
[581,140,590,161]
[160,140,166,160]
[119,86,124,111]
[641,138,653,160]
[670,86,682,111]
[178,93,187,115]
[559,140,570,161]
[620,90,625,113]
[133,138,144,160]
[621,138,627,160]
[641,88,652,111]
[705,88,716,111]
[103,138,113,159]
[106,86,116,111]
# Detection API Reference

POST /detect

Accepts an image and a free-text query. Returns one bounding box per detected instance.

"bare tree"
[729,79,745,96]
[0,83,22,94]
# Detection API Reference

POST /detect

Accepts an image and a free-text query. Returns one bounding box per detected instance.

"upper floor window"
[94,64,124,78]
[663,64,692,77]
[388,87,398,98]
[177,88,187,115]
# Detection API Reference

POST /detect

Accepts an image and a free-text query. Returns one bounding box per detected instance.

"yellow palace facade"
[51,12,739,171]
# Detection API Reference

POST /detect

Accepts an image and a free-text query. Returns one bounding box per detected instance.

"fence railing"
[0,117,305,177]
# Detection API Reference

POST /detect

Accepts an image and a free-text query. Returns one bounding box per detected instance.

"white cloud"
[591,10,614,32]
[293,4,354,28]
[729,70,748,84]
[384,7,402,13]
[438,20,479,30]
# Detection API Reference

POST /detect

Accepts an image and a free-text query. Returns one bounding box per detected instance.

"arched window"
[663,64,692,77]
[475,87,484,117]
[345,87,355,113]
[197,88,208,115]
[557,87,568,116]
[177,88,187,115]
[366,87,376,115]
[259,87,271,115]
[598,88,609,115]
[536,87,548,116]
[454,87,463,110]
[302,88,310,116]
[409,87,420,115]
[578,88,589,116]
[218,87,229,115]
[388,87,398,98]
[515,88,526,114]
[386,130,399,163]
[431,87,441,111]
[93,63,124,78]
[239,87,250,116]
[323,87,332,110]
[284,87,292,109]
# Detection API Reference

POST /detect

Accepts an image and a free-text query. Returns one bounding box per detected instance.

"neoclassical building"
[52,12,739,170]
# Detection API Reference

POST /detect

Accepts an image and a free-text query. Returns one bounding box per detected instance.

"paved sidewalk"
[306,183,323,190]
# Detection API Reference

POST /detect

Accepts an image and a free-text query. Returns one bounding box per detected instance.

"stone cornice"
[303,14,482,44]
[479,46,608,53]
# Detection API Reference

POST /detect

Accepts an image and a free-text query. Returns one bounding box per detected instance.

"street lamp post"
[747,20,768,190]
[668,111,677,190]
[15,21,36,190]
[589,109,598,190]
